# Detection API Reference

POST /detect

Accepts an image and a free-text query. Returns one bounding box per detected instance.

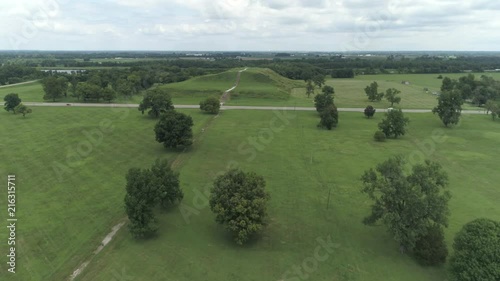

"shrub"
[373,131,386,142]
[364,105,376,118]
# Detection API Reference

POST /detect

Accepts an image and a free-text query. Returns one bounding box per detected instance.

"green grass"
[0,107,213,281]
[0,81,46,102]
[5,72,497,110]
[72,110,500,281]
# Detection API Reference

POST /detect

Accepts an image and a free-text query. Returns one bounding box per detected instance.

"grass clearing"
[74,110,500,281]
[0,107,212,281]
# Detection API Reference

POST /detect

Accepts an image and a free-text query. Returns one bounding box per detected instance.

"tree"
[492,104,500,121]
[76,83,102,102]
[312,74,326,88]
[116,79,135,98]
[364,105,376,118]
[318,104,339,130]
[209,169,270,245]
[124,168,159,238]
[485,100,496,115]
[365,81,384,102]
[150,159,183,208]
[154,110,194,149]
[378,109,410,138]
[413,224,448,266]
[322,85,335,95]
[305,80,315,98]
[441,77,455,93]
[385,88,402,107]
[361,156,450,252]
[449,218,500,281]
[124,160,184,238]
[4,93,21,112]
[42,76,66,101]
[14,103,32,117]
[432,89,463,127]
[57,76,69,97]
[199,96,221,114]
[314,91,334,113]
[139,89,174,118]
[102,88,117,103]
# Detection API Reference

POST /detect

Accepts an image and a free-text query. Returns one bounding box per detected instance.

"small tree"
[432,90,463,127]
[4,93,21,113]
[413,224,448,266]
[155,111,194,149]
[378,109,410,138]
[200,96,221,114]
[139,89,174,118]
[361,156,450,252]
[364,105,376,118]
[305,80,315,98]
[14,104,32,117]
[318,104,339,130]
[365,81,384,102]
[449,218,500,281]
[385,88,402,107]
[209,169,270,245]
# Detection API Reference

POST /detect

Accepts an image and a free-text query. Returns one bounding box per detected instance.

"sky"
[0,0,499,51]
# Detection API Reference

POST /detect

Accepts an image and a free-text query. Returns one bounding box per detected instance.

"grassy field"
[0,107,213,281]
[69,110,500,281]
[4,71,498,110]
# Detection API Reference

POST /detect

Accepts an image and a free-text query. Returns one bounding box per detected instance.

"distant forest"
[2,51,500,85]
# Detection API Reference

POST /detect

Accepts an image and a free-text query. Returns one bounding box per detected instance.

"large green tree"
[209,169,270,245]
[4,93,21,112]
[150,159,183,208]
[378,109,410,138]
[432,89,463,127]
[139,89,174,118]
[385,88,402,107]
[449,218,500,281]
[124,168,159,238]
[42,76,66,101]
[361,156,451,252]
[76,82,103,102]
[124,160,183,238]
[365,81,384,102]
[154,110,194,149]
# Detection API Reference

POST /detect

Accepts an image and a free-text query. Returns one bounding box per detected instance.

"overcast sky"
[0,0,499,51]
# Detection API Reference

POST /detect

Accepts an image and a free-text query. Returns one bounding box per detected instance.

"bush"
[364,105,376,118]
[413,225,448,266]
[449,218,500,281]
[373,131,386,142]
[199,96,221,114]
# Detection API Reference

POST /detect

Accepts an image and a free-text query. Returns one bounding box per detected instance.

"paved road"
[0,80,40,88]
[22,102,486,114]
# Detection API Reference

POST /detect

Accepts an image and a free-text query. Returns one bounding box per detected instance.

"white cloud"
[0,0,499,50]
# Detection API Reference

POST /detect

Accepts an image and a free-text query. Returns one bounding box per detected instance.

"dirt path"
[69,221,126,281]
[0,80,39,88]
[220,67,248,104]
